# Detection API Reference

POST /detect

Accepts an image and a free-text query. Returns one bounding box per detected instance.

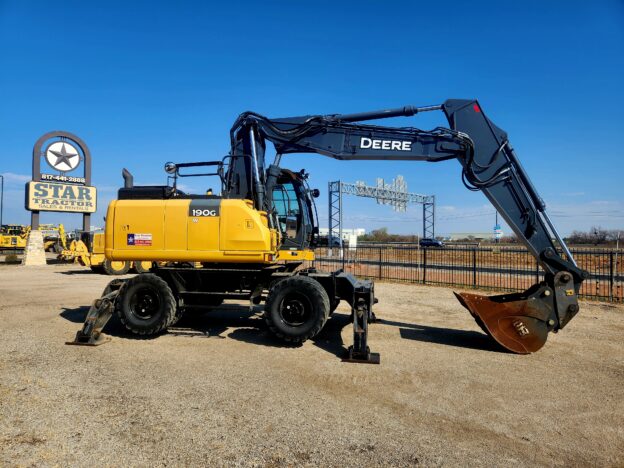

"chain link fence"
[307,245,623,302]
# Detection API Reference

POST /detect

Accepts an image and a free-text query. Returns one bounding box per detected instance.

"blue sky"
[1,1,623,236]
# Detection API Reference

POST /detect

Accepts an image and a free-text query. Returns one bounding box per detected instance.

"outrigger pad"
[343,346,381,364]
[66,332,111,346]
[454,289,551,354]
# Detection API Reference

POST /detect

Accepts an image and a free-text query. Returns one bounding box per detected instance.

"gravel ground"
[0,263,623,467]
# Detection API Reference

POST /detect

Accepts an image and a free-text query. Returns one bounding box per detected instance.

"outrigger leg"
[66,279,126,346]
[343,280,380,364]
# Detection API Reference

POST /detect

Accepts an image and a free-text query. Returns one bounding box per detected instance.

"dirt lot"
[1,263,623,466]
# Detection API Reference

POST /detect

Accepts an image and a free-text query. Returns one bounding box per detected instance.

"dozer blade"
[454,288,553,354]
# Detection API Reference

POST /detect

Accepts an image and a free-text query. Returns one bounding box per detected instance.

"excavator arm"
[229,99,589,353]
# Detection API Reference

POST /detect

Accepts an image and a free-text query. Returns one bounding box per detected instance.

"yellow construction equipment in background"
[39,224,70,252]
[59,231,152,275]
[0,224,68,252]
[0,225,29,250]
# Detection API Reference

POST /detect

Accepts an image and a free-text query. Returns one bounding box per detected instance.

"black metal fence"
[307,245,623,302]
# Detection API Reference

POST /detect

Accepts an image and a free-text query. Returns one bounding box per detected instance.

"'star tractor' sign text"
[26,181,97,213]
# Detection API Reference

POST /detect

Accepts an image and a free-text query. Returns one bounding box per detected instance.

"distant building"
[318,227,366,241]
[449,232,495,241]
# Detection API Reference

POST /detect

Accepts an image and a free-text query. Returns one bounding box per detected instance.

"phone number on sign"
[41,174,86,184]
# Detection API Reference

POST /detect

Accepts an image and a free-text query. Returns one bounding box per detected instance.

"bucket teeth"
[454,291,550,354]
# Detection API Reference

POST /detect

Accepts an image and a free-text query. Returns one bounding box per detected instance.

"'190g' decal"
[191,209,218,217]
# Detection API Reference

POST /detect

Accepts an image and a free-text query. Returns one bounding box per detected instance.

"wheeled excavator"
[68,99,588,363]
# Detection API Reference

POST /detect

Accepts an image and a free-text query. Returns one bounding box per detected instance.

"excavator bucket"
[454,287,553,354]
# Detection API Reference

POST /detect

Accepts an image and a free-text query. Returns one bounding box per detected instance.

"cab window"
[272,181,300,239]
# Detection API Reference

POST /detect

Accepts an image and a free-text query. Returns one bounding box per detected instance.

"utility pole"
[0,174,3,228]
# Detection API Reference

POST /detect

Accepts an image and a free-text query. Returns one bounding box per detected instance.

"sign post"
[28,131,95,232]
[23,132,96,265]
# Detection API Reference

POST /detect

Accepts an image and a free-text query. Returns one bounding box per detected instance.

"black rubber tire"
[116,273,177,335]
[169,305,185,326]
[133,261,153,274]
[264,275,330,343]
[103,259,131,275]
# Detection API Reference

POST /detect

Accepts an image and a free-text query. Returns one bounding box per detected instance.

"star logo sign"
[45,142,81,172]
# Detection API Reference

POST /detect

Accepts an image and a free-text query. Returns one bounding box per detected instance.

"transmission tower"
[328,176,435,253]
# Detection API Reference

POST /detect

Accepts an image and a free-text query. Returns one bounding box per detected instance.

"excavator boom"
[229,99,588,353]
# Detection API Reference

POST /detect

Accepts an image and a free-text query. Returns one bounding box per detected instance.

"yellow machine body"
[59,233,101,266]
[104,198,303,264]
[0,233,27,249]
[275,249,315,262]
[0,225,28,249]
[88,232,106,266]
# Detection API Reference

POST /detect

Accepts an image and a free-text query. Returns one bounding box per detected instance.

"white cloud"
[0,172,30,184]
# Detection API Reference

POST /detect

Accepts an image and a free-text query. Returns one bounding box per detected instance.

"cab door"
[272,174,313,251]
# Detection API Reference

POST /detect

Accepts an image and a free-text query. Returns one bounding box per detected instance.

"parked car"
[419,238,444,248]
[317,235,343,247]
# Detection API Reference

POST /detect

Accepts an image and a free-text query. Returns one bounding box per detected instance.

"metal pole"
[472,248,477,287]
[0,174,3,227]
[609,251,614,302]
[327,181,331,257]
[339,182,343,259]
[248,127,264,211]
[614,232,620,302]
[328,181,341,258]
[423,248,427,284]
[432,195,435,239]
